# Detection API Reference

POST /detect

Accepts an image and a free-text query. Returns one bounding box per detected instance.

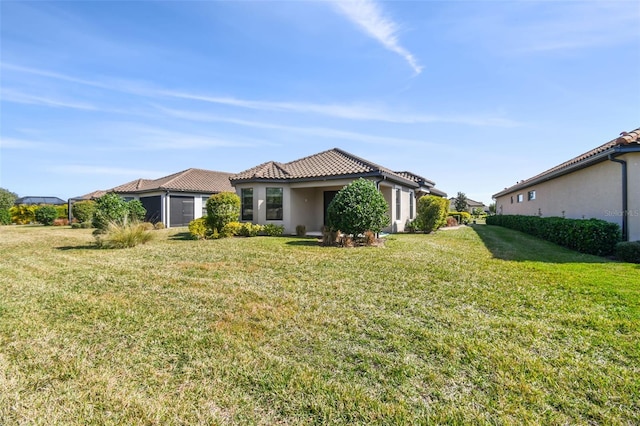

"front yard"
[0,225,638,424]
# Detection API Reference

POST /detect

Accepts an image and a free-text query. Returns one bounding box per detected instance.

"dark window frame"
[241,188,253,221]
[266,187,283,221]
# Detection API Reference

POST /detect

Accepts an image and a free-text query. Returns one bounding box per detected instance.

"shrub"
[446,216,458,227]
[416,195,448,233]
[140,222,155,231]
[93,193,129,230]
[81,221,93,229]
[55,204,68,219]
[188,218,209,240]
[238,222,262,237]
[53,218,69,226]
[0,188,18,210]
[72,200,97,223]
[448,211,471,225]
[10,205,37,224]
[206,192,240,233]
[615,241,640,263]
[296,224,306,237]
[363,230,376,246]
[321,227,341,247]
[127,200,147,222]
[154,222,165,230]
[0,209,10,225]
[95,220,155,249]
[486,215,621,256]
[327,179,390,238]
[220,221,242,238]
[405,219,417,233]
[262,224,284,236]
[35,205,58,226]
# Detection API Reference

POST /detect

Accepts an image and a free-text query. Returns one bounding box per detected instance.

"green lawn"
[0,225,638,425]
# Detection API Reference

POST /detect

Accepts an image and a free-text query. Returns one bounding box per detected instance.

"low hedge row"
[615,241,640,263]
[486,215,621,256]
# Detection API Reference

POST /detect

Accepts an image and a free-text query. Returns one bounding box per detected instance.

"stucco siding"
[495,152,640,241]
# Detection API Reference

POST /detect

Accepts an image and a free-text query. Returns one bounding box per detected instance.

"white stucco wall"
[495,152,639,241]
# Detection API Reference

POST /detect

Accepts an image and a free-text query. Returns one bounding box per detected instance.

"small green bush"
[0,209,10,225]
[188,218,209,240]
[238,222,262,237]
[72,200,97,223]
[296,224,306,237]
[206,192,240,233]
[486,215,621,256]
[220,221,242,238]
[262,224,284,236]
[35,205,59,226]
[615,241,640,263]
[154,222,165,230]
[95,220,155,249]
[93,193,129,230]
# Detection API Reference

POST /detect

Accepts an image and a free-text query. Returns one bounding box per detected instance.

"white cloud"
[330,0,422,74]
[0,136,65,150]
[1,88,97,110]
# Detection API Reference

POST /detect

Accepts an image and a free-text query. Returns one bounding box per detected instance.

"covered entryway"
[140,196,162,224]
[170,196,194,227]
[323,190,339,226]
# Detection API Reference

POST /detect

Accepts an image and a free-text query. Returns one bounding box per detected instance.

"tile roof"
[71,190,108,201]
[493,127,640,198]
[112,168,234,194]
[232,148,417,186]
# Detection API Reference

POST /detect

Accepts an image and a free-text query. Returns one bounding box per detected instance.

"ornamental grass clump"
[94,219,155,248]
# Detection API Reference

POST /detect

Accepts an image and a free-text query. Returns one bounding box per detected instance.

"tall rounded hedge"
[206,192,240,232]
[72,200,97,223]
[327,178,390,237]
[416,195,449,233]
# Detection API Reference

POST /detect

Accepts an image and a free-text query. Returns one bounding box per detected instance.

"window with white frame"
[528,190,536,201]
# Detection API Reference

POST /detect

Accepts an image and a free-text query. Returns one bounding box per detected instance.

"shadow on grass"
[285,238,321,247]
[470,224,611,264]
[57,244,98,251]
[169,232,193,241]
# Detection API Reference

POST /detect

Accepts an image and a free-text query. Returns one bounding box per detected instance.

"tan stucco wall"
[495,152,639,241]
[234,177,419,234]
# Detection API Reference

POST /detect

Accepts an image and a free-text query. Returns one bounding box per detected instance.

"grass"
[0,224,638,425]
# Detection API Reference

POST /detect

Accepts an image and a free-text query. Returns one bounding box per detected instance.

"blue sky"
[1,0,638,204]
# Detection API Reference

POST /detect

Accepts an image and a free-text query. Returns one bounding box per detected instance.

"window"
[510,196,514,204]
[409,192,414,219]
[528,190,536,201]
[241,188,253,221]
[396,189,401,221]
[266,187,283,220]
[202,196,209,217]
[517,194,524,203]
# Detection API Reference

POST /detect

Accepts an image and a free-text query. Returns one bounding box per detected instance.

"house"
[15,196,67,206]
[230,148,446,234]
[448,197,488,213]
[70,168,234,227]
[492,127,640,241]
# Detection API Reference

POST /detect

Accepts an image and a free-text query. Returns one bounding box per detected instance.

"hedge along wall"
[486,215,621,256]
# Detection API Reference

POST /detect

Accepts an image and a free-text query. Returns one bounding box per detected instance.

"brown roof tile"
[113,168,234,194]
[494,126,640,197]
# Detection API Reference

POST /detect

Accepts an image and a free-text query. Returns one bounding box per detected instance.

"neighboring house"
[448,197,488,213]
[15,196,66,205]
[70,168,234,227]
[230,148,446,234]
[493,128,640,241]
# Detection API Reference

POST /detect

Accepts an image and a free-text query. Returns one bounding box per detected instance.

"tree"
[489,202,496,215]
[35,205,58,226]
[454,192,468,212]
[0,188,18,210]
[127,199,147,222]
[416,195,448,233]
[326,178,390,238]
[206,192,240,232]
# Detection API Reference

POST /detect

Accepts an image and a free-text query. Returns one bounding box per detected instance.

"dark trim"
[609,153,628,241]
[230,171,419,188]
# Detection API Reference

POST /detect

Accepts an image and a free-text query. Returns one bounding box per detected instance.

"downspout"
[608,153,628,241]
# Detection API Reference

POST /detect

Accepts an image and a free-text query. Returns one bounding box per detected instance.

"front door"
[323,191,339,226]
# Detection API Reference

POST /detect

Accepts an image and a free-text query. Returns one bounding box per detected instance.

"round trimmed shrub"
[206,192,240,233]
[35,205,58,226]
[72,200,97,223]
[327,178,390,237]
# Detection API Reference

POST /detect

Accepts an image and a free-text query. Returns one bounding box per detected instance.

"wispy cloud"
[48,165,166,177]
[1,88,97,111]
[0,136,66,150]
[330,0,422,75]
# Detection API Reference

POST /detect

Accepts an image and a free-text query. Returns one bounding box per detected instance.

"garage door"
[170,196,194,227]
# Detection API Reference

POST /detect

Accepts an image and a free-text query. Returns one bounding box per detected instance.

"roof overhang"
[230,171,419,188]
